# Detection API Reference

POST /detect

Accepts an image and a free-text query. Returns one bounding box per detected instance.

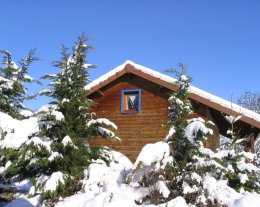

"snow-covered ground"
[1,112,260,207]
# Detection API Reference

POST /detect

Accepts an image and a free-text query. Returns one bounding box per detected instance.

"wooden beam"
[250,133,255,153]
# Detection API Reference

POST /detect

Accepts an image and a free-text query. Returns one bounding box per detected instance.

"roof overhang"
[86,60,260,129]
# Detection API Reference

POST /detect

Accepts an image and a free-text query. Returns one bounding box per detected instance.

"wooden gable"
[89,74,170,161]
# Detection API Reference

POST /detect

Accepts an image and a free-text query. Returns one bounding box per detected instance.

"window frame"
[120,89,142,114]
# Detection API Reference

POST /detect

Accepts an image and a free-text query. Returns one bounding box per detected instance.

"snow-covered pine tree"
[132,66,207,205]
[40,34,118,141]
[0,35,119,205]
[0,49,38,119]
[165,64,193,162]
[162,67,215,205]
[40,35,92,139]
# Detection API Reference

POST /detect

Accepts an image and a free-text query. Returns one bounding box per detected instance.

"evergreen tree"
[0,49,38,119]
[40,34,117,141]
[0,35,119,204]
[165,64,193,162]
[40,35,92,139]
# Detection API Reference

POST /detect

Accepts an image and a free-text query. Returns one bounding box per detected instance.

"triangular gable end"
[86,60,260,129]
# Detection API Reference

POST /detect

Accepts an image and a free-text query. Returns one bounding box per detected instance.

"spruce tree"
[165,64,193,162]
[0,35,118,204]
[0,49,38,119]
[40,34,117,141]
[40,35,92,139]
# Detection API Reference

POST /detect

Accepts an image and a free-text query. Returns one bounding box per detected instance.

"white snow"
[87,118,117,130]
[61,98,70,103]
[55,193,93,207]
[48,152,63,161]
[133,141,173,168]
[87,118,120,140]
[0,112,39,149]
[38,88,53,95]
[238,173,248,184]
[10,60,18,69]
[83,63,92,69]
[36,105,64,121]
[0,76,14,89]
[19,109,34,117]
[237,158,259,173]
[202,176,242,206]
[24,74,33,81]
[157,181,170,198]
[85,60,260,125]
[25,136,52,152]
[184,120,213,144]
[62,135,73,146]
[44,171,65,192]
[97,126,120,141]
[225,115,242,124]
[231,194,260,207]
[50,110,64,121]
[12,179,32,191]
[191,172,202,183]
[239,151,255,160]
[165,127,175,141]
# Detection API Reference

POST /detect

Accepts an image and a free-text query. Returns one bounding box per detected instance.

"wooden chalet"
[86,60,260,162]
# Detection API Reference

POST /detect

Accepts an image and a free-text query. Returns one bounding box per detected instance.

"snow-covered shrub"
[126,142,173,204]
[213,114,260,193]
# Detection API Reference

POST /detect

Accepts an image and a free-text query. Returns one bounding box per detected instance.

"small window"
[121,89,141,113]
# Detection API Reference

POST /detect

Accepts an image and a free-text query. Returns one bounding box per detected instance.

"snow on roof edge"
[85,60,260,124]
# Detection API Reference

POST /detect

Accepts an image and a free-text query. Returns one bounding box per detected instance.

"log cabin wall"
[89,74,170,162]
[88,73,220,162]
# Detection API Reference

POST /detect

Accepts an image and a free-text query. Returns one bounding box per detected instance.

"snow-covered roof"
[86,60,260,128]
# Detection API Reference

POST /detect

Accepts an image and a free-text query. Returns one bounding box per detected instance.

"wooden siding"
[89,74,169,162]
[89,73,221,162]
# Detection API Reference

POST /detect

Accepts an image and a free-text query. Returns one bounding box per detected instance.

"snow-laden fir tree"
[0,49,38,119]
[130,66,214,205]
[165,64,193,162]
[0,35,119,204]
[39,34,118,141]
[39,36,93,139]
[162,66,216,205]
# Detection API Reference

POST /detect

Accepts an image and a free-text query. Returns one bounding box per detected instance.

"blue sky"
[1,0,260,110]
